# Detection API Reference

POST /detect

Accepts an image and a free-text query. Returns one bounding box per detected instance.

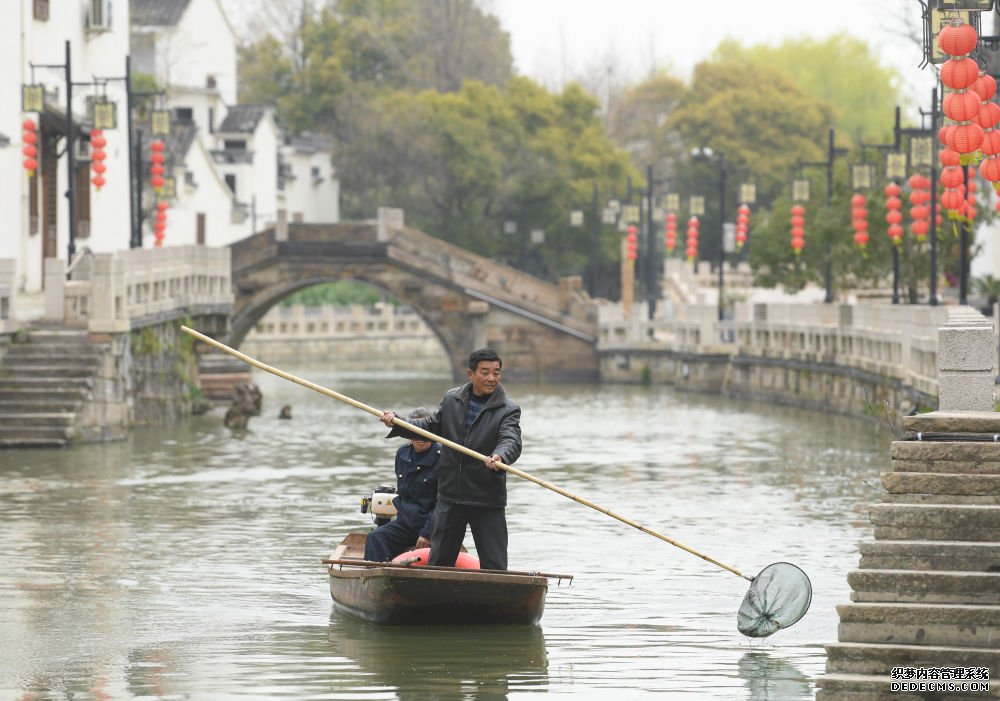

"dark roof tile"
[130,0,193,27]
[217,104,270,134]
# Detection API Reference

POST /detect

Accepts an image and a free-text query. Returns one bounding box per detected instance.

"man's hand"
[485,454,505,471]
[379,411,396,427]
[415,536,431,549]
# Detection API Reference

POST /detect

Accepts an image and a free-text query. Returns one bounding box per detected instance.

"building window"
[224,174,236,195]
[34,0,49,21]
[206,75,217,89]
[175,107,194,123]
[208,107,214,134]
[224,139,246,151]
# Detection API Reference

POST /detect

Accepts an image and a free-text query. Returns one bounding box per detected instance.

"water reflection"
[329,615,548,700]
[737,651,811,700]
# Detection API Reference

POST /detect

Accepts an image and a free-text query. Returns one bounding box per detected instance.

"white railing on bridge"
[598,300,969,397]
[44,246,232,333]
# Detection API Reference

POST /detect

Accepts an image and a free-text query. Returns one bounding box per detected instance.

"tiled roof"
[165,121,198,160]
[130,0,193,27]
[217,104,269,134]
[286,131,333,154]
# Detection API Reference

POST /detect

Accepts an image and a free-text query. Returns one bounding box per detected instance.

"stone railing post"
[376,207,405,242]
[937,306,995,411]
[44,258,66,322]
[0,258,15,331]
[88,254,128,333]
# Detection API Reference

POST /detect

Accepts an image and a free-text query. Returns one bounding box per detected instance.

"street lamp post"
[861,106,904,304]
[798,128,848,303]
[691,147,730,322]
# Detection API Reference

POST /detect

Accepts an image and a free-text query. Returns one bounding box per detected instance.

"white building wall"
[0,2,26,276]
[164,139,243,247]
[153,0,237,106]
[6,0,132,293]
[251,116,280,232]
[282,150,340,223]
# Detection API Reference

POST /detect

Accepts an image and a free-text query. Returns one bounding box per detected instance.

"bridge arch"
[228,274,456,370]
[228,223,599,382]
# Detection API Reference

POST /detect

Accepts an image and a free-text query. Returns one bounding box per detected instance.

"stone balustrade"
[43,246,233,333]
[599,300,957,400]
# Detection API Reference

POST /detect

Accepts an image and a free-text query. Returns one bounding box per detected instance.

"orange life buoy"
[391,547,480,569]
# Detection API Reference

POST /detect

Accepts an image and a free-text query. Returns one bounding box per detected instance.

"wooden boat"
[324,532,573,625]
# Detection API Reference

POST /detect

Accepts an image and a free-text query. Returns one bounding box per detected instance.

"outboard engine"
[360,485,397,526]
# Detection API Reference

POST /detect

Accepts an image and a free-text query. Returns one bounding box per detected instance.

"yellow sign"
[792,179,810,202]
[739,183,756,204]
[21,84,44,112]
[689,196,705,216]
[665,193,680,211]
[886,153,907,180]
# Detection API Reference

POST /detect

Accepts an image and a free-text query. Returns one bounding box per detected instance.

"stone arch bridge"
[227,217,599,382]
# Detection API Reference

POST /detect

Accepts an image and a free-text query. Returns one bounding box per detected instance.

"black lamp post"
[691,147,729,321]
[798,128,848,303]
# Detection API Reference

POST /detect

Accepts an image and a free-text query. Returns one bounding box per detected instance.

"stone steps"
[0,332,102,448]
[891,441,1000,475]
[859,540,1000,572]
[838,602,1000,647]
[0,388,89,403]
[0,424,74,442]
[825,641,1000,675]
[848,569,1000,605]
[0,413,76,427]
[817,672,992,701]
[870,503,1000,541]
[883,472,1000,500]
[4,349,104,363]
[0,364,98,379]
[0,377,93,391]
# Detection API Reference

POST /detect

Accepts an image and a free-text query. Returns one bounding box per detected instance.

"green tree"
[711,35,902,147]
[337,78,637,292]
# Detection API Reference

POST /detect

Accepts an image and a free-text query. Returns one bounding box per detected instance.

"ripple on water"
[0,373,889,699]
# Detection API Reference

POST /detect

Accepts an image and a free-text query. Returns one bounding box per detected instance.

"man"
[364,408,441,562]
[380,348,521,570]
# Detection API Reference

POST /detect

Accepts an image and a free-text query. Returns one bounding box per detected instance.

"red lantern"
[981,157,1000,181]
[941,189,965,211]
[938,20,979,57]
[884,182,901,198]
[665,212,677,253]
[625,225,638,261]
[150,139,165,152]
[941,57,980,90]
[973,73,998,101]
[949,123,985,154]
[976,101,1000,129]
[22,119,38,177]
[888,223,904,243]
[886,210,903,224]
[853,230,870,248]
[90,128,107,190]
[938,125,955,146]
[790,200,806,254]
[151,175,165,190]
[940,148,962,167]
[941,166,965,188]
[911,219,930,239]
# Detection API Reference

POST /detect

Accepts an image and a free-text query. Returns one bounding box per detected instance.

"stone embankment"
[818,309,1000,700]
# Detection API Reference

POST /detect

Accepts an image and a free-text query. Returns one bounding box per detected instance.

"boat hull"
[327,532,549,625]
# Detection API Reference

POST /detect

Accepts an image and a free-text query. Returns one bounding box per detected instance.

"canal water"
[0,370,891,700]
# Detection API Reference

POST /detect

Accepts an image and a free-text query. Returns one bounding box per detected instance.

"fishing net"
[736,562,812,638]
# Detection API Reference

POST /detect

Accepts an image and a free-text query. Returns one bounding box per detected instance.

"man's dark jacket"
[406,382,521,508]
[392,442,440,539]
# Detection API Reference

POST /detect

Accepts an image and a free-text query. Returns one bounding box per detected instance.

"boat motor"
[360,485,397,526]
